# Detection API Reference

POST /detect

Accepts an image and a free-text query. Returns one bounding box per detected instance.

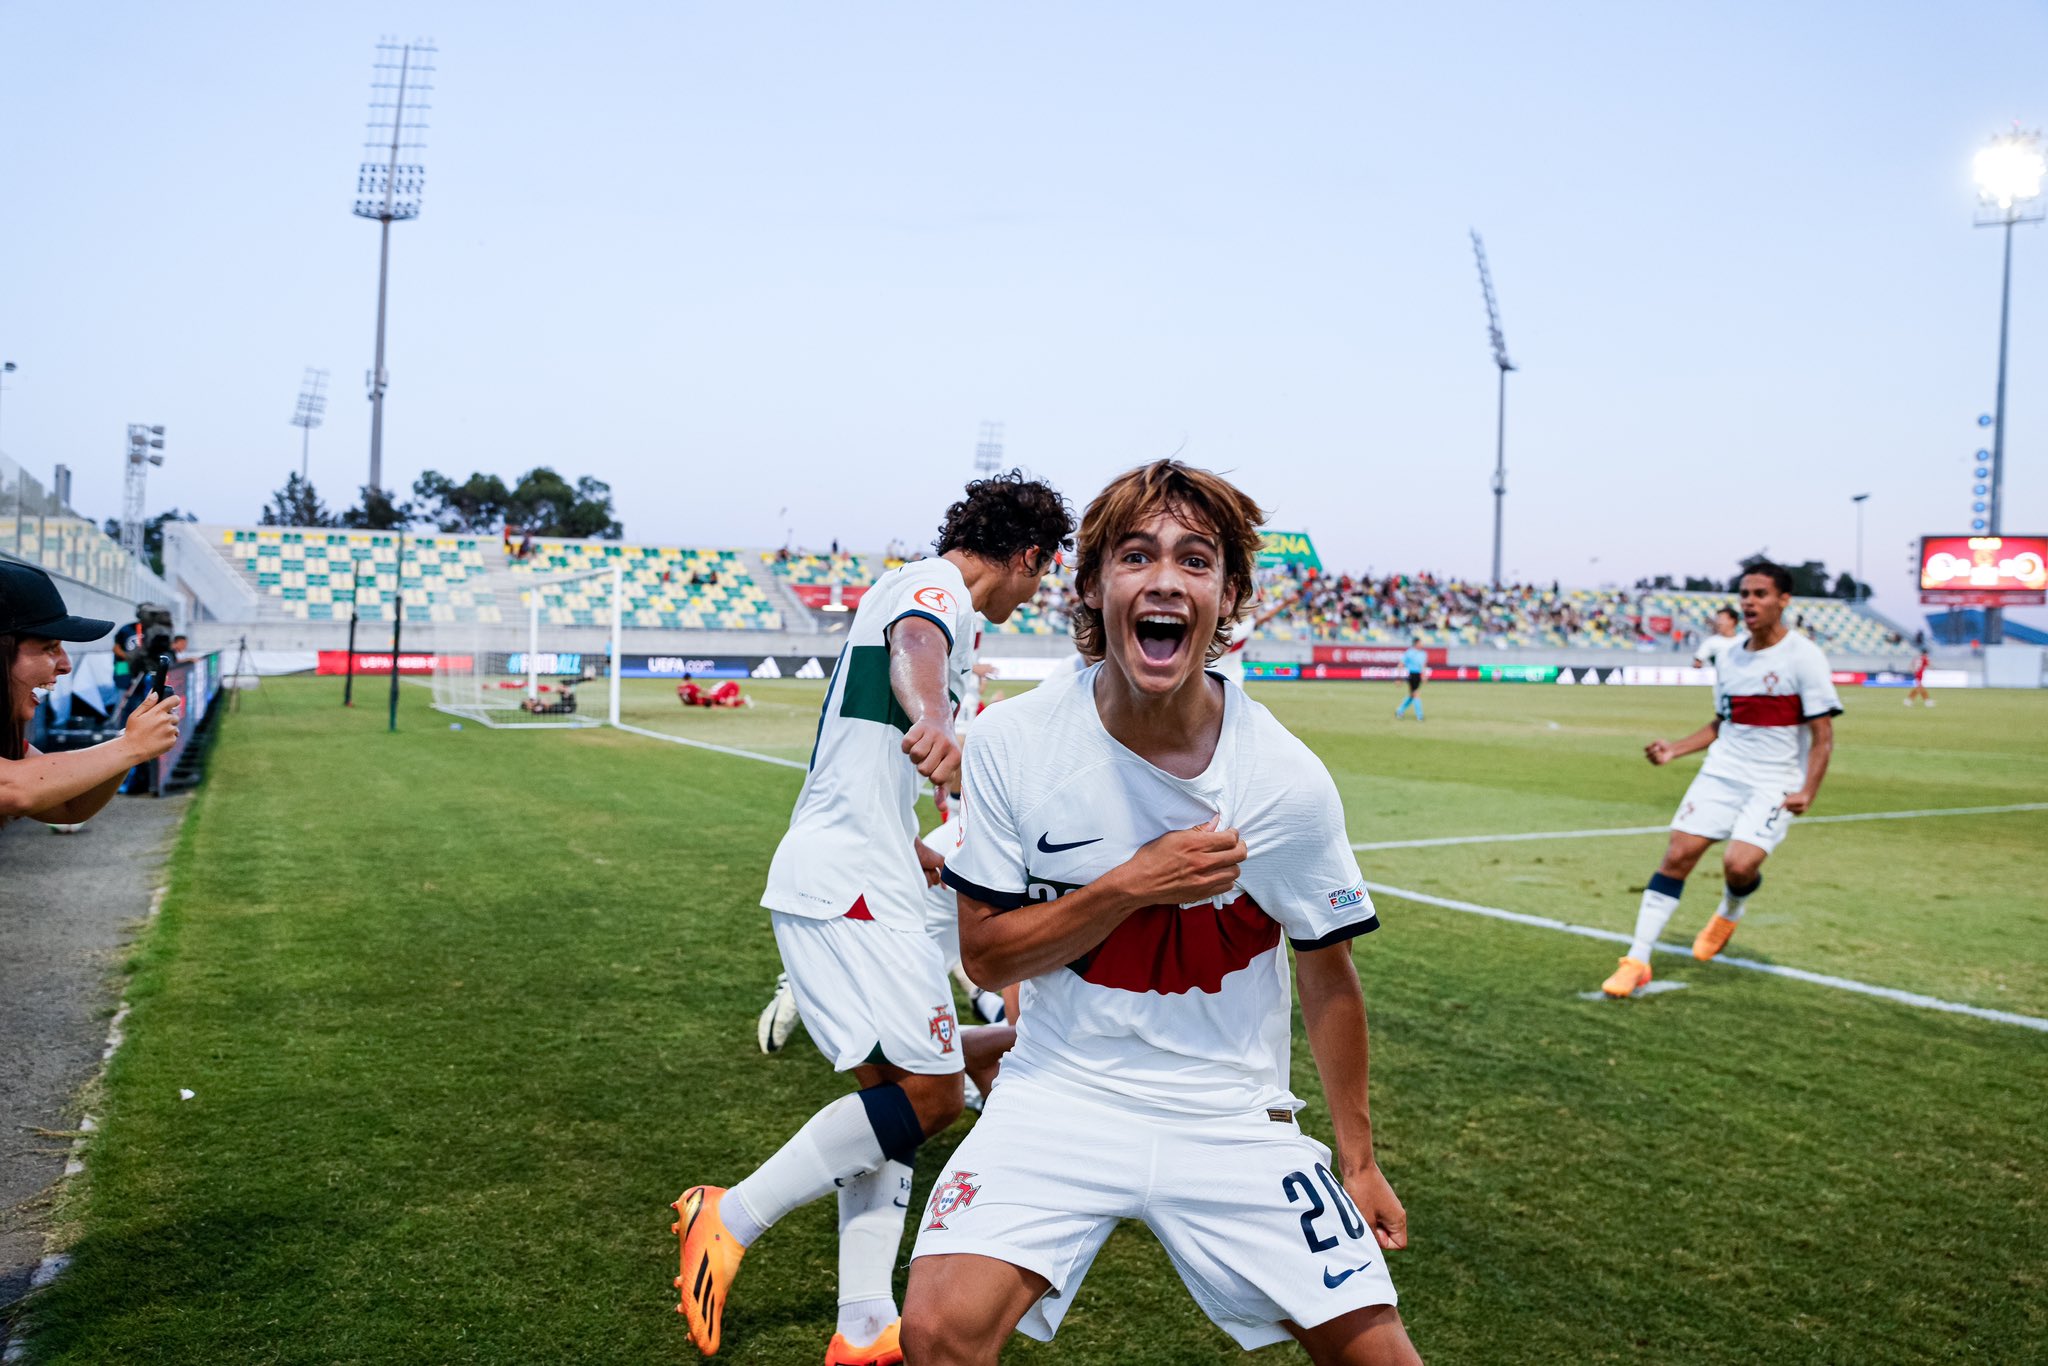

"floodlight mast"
[122,423,167,563]
[1471,230,1517,590]
[1972,126,2044,645]
[974,421,1005,477]
[353,38,434,497]
[292,366,330,480]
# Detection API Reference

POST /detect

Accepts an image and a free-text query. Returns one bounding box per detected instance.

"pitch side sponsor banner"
[316,651,467,675]
[622,654,830,680]
[1311,645,1449,666]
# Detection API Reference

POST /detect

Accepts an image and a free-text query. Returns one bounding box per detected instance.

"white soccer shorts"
[909,1077,1398,1348]
[770,910,965,1077]
[1672,771,1794,854]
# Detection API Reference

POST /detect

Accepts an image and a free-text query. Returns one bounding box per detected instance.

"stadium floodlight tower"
[353,38,435,496]
[1471,230,1517,590]
[1972,125,2045,645]
[975,421,1005,477]
[292,366,330,480]
[122,423,166,563]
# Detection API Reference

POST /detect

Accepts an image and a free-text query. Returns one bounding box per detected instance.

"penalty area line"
[609,720,810,771]
[1352,801,2048,852]
[1361,881,2048,1034]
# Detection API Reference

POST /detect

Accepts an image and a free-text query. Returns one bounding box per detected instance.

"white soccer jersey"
[942,664,1378,1119]
[762,557,976,931]
[1697,630,1842,790]
[1693,631,1744,672]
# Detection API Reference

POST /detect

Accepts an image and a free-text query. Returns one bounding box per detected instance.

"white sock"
[1628,879,1684,962]
[727,1093,886,1247]
[835,1159,912,1342]
[1718,882,1758,923]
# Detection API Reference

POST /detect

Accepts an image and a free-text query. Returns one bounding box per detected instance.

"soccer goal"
[429,562,620,729]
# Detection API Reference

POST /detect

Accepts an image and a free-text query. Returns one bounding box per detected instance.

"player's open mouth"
[1134,612,1188,666]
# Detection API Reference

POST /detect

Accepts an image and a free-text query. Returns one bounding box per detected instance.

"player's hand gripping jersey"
[762,557,976,930]
[1698,631,1842,790]
[941,665,1378,1119]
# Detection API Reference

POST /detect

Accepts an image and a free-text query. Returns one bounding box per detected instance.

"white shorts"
[910,1078,1398,1348]
[921,818,967,966]
[770,911,964,1076]
[1672,771,1794,854]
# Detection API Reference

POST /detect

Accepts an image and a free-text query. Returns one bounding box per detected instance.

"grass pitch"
[14,677,2046,1363]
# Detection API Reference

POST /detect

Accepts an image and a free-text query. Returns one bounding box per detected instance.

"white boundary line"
[1362,881,2048,1033]
[610,720,810,771]
[587,722,2046,1032]
[1352,801,2048,851]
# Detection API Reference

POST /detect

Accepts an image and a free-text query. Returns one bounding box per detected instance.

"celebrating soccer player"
[669,473,1072,1364]
[1690,605,1742,673]
[900,461,1421,1366]
[1601,562,1842,997]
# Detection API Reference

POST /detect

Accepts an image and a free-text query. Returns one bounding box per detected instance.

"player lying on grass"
[671,471,1073,1365]
[1602,562,1841,998]
[901,460,1423,1366]
[678,674,751,709]
[1,562,184,827]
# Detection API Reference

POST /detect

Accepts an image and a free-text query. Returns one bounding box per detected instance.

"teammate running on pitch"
[1393,640,1427,720]
[900,460,1421,1366]
[670,473,1073,1364]
[1601,562,1842,997]
[1691,605,1742,672]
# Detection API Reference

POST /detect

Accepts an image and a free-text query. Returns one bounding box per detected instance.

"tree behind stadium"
[412,467,622,539]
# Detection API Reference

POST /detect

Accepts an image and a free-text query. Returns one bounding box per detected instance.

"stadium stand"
[210,527,500,625]
[177,525,1906,654]
[508,541,783,631]
[984,563,1904,653]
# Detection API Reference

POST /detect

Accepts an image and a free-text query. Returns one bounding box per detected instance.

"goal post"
[429,564,610,729]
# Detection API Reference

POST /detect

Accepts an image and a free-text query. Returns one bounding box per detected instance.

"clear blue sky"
[2,1,2043,622]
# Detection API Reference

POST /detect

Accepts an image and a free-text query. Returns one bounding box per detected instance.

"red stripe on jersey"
[845,895,875,921]
[1069,895,1282,995]
[1728,694,1802,726]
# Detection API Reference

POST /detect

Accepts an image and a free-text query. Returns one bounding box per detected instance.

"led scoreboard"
[1918,534,2048,606]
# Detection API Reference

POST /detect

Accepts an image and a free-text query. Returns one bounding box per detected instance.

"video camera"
[124,603,176,667]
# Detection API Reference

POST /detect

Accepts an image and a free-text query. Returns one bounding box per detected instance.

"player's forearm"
[956,879,1147,988]
[1296,946,1378,1173]
[888,619,953,724]
[1672,721,1719,758]
[1800,719,1833,797]
[1,742,143,820]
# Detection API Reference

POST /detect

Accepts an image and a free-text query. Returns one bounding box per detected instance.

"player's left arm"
[1295,943,1406,1251]
[1784,649,1842,814]
[888,616,961,788]
[1784,715,1832,814]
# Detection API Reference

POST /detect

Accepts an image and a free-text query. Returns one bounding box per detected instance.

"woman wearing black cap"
[1,562,183,826]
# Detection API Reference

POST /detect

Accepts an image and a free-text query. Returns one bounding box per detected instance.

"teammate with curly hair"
[673,472,1073,1365]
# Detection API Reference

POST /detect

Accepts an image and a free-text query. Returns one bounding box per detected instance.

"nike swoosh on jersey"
[1036,833,1104,853]
[1323,1262,1374,1288]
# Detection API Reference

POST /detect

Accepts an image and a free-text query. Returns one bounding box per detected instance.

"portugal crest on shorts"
[929,1005,957,1054]
[925,1170,979,1230]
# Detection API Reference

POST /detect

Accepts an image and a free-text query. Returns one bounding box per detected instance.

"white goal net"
[430,564,616,729]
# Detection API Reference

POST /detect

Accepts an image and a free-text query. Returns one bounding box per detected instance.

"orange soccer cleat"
[825,1321,905,1366]
[1692,914,1740,961]
[1600,956,1653,998]
[672,1185,747,1355]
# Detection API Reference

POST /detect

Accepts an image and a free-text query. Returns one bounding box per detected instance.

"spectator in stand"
[1,562,183,827]
[171,634,189,661]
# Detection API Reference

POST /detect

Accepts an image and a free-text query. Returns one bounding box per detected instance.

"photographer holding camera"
[1,563,182,828]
